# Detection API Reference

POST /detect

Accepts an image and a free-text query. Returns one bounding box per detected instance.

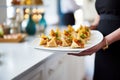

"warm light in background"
[24,14,29,19]
[25,8,30,14]
[16,8,20,13]
[32,8,37,13]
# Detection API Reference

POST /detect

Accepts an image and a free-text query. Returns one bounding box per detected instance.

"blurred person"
[68,0,120,80]
[57,0,80,26]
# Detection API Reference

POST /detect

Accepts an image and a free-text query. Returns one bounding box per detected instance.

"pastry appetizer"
[46,37,57,47]
[39,25,91,49]
[49,28,62,46]
[40,33,49,45]
[77,25,91,42]
[62,30,73,46]
[62,38,69,47]
[71,38,85,48]
[49,28,61,38]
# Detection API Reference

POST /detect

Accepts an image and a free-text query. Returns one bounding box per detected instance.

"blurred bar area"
[0,0,46,36]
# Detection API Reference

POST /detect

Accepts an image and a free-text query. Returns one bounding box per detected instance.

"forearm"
[105,28,120,45]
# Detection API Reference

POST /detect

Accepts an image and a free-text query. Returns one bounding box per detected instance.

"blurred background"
[0,0,98,80]
[0,0,97,34]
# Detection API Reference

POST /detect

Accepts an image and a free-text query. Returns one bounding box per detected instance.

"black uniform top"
[95,0,120,35]
[95,0,120,15]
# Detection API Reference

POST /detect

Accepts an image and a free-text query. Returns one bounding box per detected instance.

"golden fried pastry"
[40,33,49,45]
[63,30,73,46]
[71,38,85,48]
[77,25,91,42]
[62,38,69,47]
[49,29,56,37]
[56,38,62,46]
[46,37,57,47]
[39,24,91,48]
[67,25,75,32]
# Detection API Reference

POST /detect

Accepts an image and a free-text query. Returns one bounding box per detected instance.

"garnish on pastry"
[71,38,85,48]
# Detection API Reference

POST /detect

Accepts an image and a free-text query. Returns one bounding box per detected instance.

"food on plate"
[62,38,69,47]
[62,30,73,46]
[39,25,91,48]
[46,37,58,47]
[49,28,61,38]
[71,38,85,48]
[39,33,49,45]
[62,25,77,46]
[49,28,62,46]
[76,25,91,43]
